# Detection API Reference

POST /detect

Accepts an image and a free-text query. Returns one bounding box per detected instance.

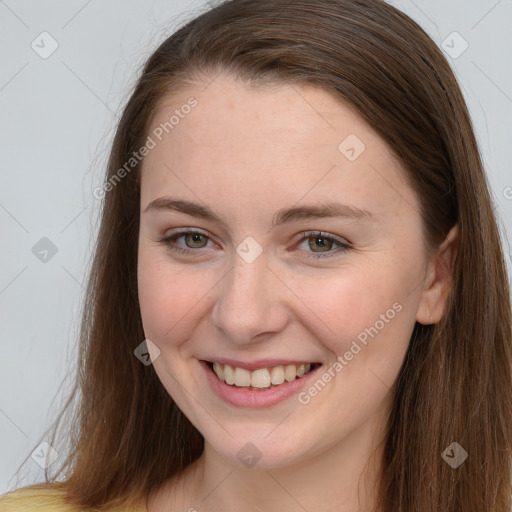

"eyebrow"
[143,197,375,229]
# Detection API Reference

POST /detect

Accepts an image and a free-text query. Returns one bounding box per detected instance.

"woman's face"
[137,73,437,468]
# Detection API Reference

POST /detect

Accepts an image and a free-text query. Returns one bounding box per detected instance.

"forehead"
[140,74,419,224]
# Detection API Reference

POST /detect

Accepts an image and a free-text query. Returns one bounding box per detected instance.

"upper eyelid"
[161,227,348,241]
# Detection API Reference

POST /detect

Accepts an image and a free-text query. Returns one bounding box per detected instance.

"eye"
[295,231,352,259]
[158,229,352,259]
[158,229,215,256]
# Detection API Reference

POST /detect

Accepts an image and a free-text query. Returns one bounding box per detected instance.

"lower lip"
[200,360,323,408]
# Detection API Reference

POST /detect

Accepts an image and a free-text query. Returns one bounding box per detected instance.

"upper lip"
[202,358,321,371]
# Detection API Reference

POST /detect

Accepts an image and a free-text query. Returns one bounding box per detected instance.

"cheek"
[137,248,208,346]
[295,269,394,342]
[294,277,412,426]
[299,262,415,375]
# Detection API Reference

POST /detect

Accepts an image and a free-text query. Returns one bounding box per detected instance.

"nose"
[209,250,290,345]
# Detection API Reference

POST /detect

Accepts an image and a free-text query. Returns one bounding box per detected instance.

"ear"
[416,224,459,325]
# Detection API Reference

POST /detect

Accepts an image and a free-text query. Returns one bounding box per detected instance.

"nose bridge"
[210,251,287,343]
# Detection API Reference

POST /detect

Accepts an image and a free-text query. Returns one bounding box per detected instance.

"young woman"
[1,0,511,511]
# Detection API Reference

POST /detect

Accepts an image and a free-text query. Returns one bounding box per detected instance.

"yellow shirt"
[0,485,147,512]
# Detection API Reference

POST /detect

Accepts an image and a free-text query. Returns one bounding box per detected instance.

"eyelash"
[157,229,352,259]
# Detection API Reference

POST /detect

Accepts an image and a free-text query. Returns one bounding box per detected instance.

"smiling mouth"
[204,360,322,391]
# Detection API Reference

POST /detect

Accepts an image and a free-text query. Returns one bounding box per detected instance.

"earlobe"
[416,224,459,325]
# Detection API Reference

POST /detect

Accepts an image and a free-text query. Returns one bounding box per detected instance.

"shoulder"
[0,484,83,512]
[0,483,147,512]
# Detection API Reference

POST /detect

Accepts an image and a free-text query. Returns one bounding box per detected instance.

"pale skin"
[138,73,458,512]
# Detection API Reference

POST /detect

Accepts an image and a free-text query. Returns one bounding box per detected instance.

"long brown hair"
[11,1,512,510]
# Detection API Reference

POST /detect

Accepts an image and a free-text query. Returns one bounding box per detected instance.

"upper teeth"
[213,363,312,388]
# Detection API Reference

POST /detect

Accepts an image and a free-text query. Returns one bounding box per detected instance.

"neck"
[165,411,389,512]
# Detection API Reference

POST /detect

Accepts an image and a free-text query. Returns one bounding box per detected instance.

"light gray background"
[1,0,511,493]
